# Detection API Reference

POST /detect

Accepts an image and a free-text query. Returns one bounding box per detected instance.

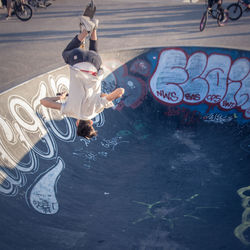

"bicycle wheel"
[15,4,33,21]
[200,10,208,32]
[227,3,242,20]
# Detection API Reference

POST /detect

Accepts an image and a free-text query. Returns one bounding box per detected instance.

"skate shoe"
[92,18,99,30]
[80,16,95,33]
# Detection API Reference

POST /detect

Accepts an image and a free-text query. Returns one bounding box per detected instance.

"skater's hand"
[105,88,125,102]
[78,30,88,41]
[100,93,108,98]
[59,92,68,101]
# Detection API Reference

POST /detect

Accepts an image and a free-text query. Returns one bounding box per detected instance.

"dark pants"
[208,0,221,8]
[1,0,7,7]
[62,35,101,69]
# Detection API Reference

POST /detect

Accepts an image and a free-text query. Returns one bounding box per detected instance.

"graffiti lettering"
[206,95,222,103]
[203,113,233,124]
[0,74,74,198]
[185,93,200,101]
[150,48,250,118]
[222,100,235,109]
[9,96,56,159]
[101,136,129,151]
[164,107,201,125]
[234,186,250,245]
[0,114,38,195]
[157,90,178,102]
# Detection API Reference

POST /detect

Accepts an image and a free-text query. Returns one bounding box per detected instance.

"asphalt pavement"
[0,0,249,92]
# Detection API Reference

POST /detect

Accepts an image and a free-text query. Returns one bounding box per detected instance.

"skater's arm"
[40,96,62,110]
[102,88,125,102]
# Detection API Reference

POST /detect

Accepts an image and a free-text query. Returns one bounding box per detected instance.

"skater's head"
[76,119,97,139]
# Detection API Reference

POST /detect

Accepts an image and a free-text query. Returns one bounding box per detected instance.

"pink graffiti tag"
[103,59,147,110]
[150,48,250,119]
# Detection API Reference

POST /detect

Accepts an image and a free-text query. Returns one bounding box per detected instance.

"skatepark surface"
[0,1,250,250]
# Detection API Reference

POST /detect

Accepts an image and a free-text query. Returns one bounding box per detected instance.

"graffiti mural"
[102,58,148,110]
[0,46,249,234]
[26,157,65,214]
[0,70,76,214]
[0,62,133,214]
[234,186,250,245]
[202,113,234,124]
[150,48,250,119]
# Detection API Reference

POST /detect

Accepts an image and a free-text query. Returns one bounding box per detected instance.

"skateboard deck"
[83,0,96,19]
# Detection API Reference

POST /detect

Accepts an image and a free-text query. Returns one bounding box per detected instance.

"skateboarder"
[208,0,228,24]
[243,0,250,9]
[40,3,125,139]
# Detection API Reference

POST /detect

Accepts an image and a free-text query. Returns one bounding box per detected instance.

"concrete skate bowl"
[0,47,249,250]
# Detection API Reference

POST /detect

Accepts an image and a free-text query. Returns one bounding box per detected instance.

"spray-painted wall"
[102,47,250,124]
[0,47,249,246]
[149,47,250,122]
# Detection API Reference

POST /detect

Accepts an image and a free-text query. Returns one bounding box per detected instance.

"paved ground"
[0,0,249,92]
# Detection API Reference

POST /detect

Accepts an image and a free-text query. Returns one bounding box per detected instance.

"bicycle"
[227,0,249,20]
[12,0,32,21]
[199,0,228,31]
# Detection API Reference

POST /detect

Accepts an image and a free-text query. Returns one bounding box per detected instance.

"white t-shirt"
[60,63,114,120]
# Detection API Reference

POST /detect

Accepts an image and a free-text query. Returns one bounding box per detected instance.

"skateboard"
[83,0,96,19]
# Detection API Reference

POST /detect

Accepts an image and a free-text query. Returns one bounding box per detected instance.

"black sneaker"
[79,16,95,33]
[45,1,52,7]
[83,0,96,19]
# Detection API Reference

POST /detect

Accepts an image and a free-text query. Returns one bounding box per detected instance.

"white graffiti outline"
[0,72,76,199]
[9,95,57,159]
[150,48,250,118]
[25,157,65,215]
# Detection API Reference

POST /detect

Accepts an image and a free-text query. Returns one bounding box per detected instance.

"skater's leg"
[89,28,98,52]
[62,30,88,64]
